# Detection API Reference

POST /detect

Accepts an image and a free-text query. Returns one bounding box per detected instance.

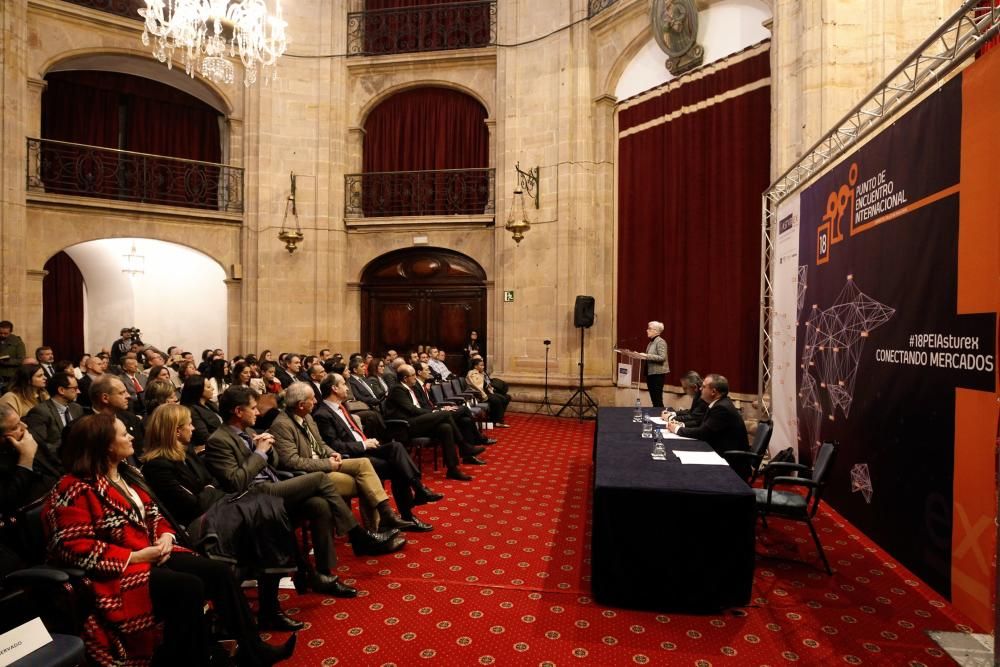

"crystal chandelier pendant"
[138,0,287,87]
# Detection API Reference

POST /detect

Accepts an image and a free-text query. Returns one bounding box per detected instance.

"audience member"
[276,354,301,388]
[314,373,439,531]
[205,386,403,596]
[119,355,147,414]
[428,348,453,381]
[36,346,56,378]
[385,364,476,481]
[467,357,509,426]
[24,371,84,456]
[180,374,224,453]
[142,404,304,633]
[1,403,62,522]
[270,382,414,532]
[205,357,231,404]
[46,413,295,666]
[144,378,178,415]
[0,321,26,388]
[0,364,48,417]
[89,374,145,459]
[415,361,495,450]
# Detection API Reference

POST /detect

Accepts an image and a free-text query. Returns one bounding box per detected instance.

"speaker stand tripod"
[557,327,598,420]
[531,342,556,417]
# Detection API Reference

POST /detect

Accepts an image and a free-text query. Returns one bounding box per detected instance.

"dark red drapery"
[42,251,85,364]
[616,47,771,394]
[362,86,489,215]
[40,70,222,207]
[364,86,488,171]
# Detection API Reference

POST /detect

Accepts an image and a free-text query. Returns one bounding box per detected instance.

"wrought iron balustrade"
[345,168,495,218]
[347,1,496,57]
[27,138,244,214]
[588,0,618,18]
[59,0,145,21]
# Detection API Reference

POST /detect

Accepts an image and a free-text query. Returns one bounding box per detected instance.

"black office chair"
[384,419,439,472]
[754,440,837,575]
[723,420,773,483]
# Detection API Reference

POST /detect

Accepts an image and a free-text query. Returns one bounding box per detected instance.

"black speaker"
[574,295,595,328]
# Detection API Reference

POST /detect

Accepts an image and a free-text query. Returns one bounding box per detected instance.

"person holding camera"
[111,327,142,367]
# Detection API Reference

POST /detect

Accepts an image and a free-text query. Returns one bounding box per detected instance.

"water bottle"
[633,398,642,422]
[642,415,653,438]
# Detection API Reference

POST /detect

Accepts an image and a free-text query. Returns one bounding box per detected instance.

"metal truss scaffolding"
[757,0,1000,413]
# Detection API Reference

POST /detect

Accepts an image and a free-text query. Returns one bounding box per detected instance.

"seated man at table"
[666,373,750,478]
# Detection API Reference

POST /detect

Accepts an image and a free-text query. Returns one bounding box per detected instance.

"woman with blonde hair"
[142,404,303,634]
[0,364,48,416]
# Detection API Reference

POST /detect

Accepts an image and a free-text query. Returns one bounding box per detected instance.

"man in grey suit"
[119,355,147,415]
[24,372,85,457]
[205,385,405,598]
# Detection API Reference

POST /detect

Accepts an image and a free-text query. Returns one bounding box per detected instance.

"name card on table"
[0,617,52,666]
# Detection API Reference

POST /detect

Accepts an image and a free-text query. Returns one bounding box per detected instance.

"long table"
[591,407,756,612]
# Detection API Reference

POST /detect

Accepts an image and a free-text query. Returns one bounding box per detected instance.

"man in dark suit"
[667,370,708,427]
[88,374,146,461]
[414,361,494,453]
[384,364,481,481]
[205,386,404,597]
[347,356,383,411]
[667,374,750,478]
[24,372,85,457]
[35,346,56,379]
[0,321,26,389]
[314,373,440,531]
[275,354,300,389]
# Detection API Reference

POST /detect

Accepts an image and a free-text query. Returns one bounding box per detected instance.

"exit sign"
[503,290,514,302]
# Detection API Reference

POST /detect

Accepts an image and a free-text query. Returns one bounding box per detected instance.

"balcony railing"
[60,0,145,21]
[27,138,244,214]
[588,0,618,18]
[345,168,495,218]
[347,1,496,57]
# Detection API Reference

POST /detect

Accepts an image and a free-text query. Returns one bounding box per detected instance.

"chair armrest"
[273,469,305,480]
[722,450,762,461]
[384,419,409,428]
[763,461,811,476]
[440,398,465,406]
[6,566,70,586]
[769,475,818,491]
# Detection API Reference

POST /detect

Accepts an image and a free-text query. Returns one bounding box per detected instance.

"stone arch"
[356,80,492,128]
[39,49,235,116]
[359,247,488,368]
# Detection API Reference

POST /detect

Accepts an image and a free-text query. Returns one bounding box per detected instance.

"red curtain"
[363,86,489,215]
[617,49,771,393]
[42,251,85,364]
[40,71,221,207]
[363,0,491,55]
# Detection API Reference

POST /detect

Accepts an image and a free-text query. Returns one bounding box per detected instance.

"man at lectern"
[637,321,669,407]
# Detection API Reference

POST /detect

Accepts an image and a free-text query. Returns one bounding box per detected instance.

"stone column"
[225,278,243,357]
[0,1,28,331]
[24,268,46,349]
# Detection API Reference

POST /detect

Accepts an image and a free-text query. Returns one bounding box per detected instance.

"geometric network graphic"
[799,275,896,452]
[797,265,809,320]
[850,463,874,503]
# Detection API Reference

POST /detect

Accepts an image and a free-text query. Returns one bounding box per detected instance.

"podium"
[614,348,644,405]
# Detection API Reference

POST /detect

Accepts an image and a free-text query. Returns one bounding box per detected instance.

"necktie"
[339,404,365,441]
[131,375,142,394]
[300,420,324,458]
[239,432,278,483]
[61,407,69,426]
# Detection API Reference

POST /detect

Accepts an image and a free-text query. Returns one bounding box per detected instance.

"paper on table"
[648,417,667,425]
[659,429,696,440]
[674,450,729,465]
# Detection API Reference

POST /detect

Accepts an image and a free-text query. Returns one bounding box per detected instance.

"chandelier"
[139,0,288,87]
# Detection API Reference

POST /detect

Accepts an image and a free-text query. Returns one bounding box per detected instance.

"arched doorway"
[361,248,486,371]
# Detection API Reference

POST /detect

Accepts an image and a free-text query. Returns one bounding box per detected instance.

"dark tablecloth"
[590,407,755,612]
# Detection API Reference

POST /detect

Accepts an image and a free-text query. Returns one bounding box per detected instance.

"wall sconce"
[514,162,539,208]
[278,171,304,254]
[505,187,531,245]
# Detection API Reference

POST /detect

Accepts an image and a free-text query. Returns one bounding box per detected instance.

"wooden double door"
[361,248,487,372]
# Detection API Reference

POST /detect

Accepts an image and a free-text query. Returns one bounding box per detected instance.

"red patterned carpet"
[266,413,979,666]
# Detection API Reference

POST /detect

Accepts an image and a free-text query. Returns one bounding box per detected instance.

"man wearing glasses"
[24,372,85,457]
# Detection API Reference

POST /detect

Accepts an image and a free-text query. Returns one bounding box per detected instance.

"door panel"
[361,248,487,373]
